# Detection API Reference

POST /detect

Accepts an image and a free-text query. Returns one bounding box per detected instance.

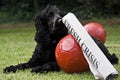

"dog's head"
[34,5,66,34]
[34,5,68,43]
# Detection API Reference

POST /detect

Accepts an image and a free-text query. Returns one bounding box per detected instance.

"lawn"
[0,22,120,80]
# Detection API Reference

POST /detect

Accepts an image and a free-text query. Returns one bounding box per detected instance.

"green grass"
[0,23,120,80]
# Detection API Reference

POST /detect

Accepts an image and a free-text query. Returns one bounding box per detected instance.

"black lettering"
[63,20,100,69]
[88,52,92,57]
[91,55,94,63]
[64,20,71,30]
[73,32,77,39]
[77,36,81,44]
[64,20,68,27]
[81,43,85,48]
[93,58,97,65]
[84,47,89,55]
[95,61,100,69]
[71,28,74,33]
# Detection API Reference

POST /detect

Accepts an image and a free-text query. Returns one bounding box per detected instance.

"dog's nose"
[55,15,62,24]
[57,19,62,23]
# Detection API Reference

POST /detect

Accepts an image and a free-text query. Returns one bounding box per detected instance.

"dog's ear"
[39,5,50,18]
[34,5,49,21]
[34,12,42,31]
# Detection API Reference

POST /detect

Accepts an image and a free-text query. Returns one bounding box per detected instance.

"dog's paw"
[111,53,119,64]
[31,66,43,73]
[3,65,17,73]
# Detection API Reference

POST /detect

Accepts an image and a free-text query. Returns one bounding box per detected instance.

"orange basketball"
[55,34,89,73]
[84,22,107,43]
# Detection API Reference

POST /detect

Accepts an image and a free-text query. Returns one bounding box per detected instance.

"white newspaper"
[62,13,118,80]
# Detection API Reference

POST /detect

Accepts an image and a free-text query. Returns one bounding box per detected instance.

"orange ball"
[55,34,89,73]
[84,22,107,43]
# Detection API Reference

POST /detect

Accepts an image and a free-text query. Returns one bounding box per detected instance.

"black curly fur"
[3,5,119,73]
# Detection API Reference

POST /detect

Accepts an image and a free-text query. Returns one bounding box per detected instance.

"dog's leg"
[3,47,43,73]
[3,57,38,73]
[3,62,31,73]
[92,36,119,64]
[3,56,42,73]
[31,62,60,73]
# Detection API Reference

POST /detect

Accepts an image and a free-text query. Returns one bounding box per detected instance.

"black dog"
[4,5,118,73]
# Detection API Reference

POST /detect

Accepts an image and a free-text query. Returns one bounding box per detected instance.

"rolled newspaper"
[62,13,118,80]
